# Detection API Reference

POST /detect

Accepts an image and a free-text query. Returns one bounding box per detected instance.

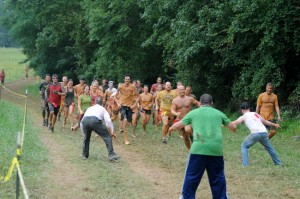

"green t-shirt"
[182,106,231,156]
[79,94,92,112]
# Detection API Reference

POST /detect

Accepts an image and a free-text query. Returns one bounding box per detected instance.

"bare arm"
[171,101,179,117]
[261,117,280,128]
[77,96,83,114]
[275,106,281,122]
[168,120,185,135]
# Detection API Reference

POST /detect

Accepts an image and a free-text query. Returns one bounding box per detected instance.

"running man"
[114,74,139,145]
[25,66,29,79]
[256,83,281,139]
[153,84,163,128]
[155,81,178,143]
[232,102,282,166]
[171,85,199,149]
[46,74,63,132]
[58,75,68,121]
[39,74,51,126]
[150,76,164,93]
[74,77,86,99]
[185,86,196,99]
[139,85,154,133]
[104,81,117,118]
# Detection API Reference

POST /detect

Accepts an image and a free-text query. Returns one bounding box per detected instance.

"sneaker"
[50,127,54,133]
[48,124,51,130]
[42,119,46,126]
[162,139,167,144]
[109,154,121,161]
[82,156,88,160]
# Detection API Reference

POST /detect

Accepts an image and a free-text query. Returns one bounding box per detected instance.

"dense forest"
[1,0,299,109]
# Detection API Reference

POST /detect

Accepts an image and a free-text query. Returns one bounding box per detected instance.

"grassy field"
[0,100,49,198]
[0,48,35,83]
[0,47,299,198]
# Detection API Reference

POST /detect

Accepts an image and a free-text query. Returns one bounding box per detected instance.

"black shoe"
[42,119,46,126]
[45,120,48,127]
[109,154,121,161]
[162,139,167,144]
[50,127,54,133]
[82,156,88,160]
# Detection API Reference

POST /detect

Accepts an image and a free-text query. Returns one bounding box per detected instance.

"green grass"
[0,100,49,198]
[0,48,34,83]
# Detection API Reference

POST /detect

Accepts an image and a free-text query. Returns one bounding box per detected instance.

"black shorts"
[141,109,152,115]
[265,119,276,130]
[48,103,60,116]
[120,106,133,122]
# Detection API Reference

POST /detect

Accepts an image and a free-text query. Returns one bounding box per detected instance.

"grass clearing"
[0,100,49,198]
[0,48,35,83]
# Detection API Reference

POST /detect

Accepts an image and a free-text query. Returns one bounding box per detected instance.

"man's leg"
[82,118,92,158]
[121,106,130,145]
[161,115,169,143]
[48,103,54,130]
[241,133,260,166]
[206,156,227,199]
[181,154,206,199]
[259,132,282,165]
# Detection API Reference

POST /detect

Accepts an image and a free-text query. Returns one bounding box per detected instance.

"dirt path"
[1,78,181,199]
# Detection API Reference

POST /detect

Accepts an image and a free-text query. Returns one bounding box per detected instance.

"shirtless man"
[155,82,178,143]
[105,81,117,118]
[171,85,200,149]
[115,74,139,145]
[58,76,68,121]
[74,77,86,100]
[139,85,154,133]
[185,86,196,99]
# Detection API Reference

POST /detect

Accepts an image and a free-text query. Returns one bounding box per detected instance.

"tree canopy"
[1,0,300,109]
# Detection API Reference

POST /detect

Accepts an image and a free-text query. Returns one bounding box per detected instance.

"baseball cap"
[240,102,250,109]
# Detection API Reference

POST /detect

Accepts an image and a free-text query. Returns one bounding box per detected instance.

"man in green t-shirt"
[169,94,236,199]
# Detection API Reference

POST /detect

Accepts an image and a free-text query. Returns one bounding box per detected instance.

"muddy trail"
[1,78,181,199]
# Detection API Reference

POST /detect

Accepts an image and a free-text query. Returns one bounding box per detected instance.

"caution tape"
[0,84,27,98]
[0,157,18,183]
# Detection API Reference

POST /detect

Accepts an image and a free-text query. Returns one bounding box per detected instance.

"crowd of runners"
[38,73,283,198]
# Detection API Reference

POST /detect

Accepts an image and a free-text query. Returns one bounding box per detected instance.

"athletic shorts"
[48,103,60,116]
[265,119,276,130]
[41,99,49,111]
[159,109,173,119]
[120,106,133,122]
[141,108,152,115]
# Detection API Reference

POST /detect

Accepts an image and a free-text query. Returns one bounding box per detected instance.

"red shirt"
[48,84,62,107]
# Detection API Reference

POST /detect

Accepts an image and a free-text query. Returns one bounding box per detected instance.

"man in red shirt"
[46,74,63,132]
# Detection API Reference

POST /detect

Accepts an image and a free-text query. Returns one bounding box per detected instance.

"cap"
[240,102,250,109]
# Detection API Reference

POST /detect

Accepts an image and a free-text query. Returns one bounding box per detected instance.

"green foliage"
[2,0,300,109]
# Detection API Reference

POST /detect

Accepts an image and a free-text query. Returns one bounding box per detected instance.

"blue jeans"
[241,132,282,166]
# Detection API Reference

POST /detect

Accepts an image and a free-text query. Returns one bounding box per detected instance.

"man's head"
[67,79,73,87]
[266,83,274,95]
[79,76,85,85]
[177,81,183,88]
[124,74,131,85]
[200,94,213,105]
[185,86,192,95]
[157,84,163,92]
[137,80,142,87]
[52,74,58,83]
[144,85,149,93]
[95,97,103,106]
[157,77,162,84]
[178,85,185,96]
[62,76,68,84]
[45,74,51,82]
[165,82,171,91]
[109,81,114,88]
[102,79,107,85]
[240,102,250,114]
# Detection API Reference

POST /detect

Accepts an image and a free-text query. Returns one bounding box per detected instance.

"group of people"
[38,73,283,199]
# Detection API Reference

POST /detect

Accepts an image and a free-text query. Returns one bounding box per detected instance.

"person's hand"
[274,123,280,128]
[111,133,117,139]
[278,117,282,123]
[168,127,174,136]
[53,91,58,94]
[79,110,84,115]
